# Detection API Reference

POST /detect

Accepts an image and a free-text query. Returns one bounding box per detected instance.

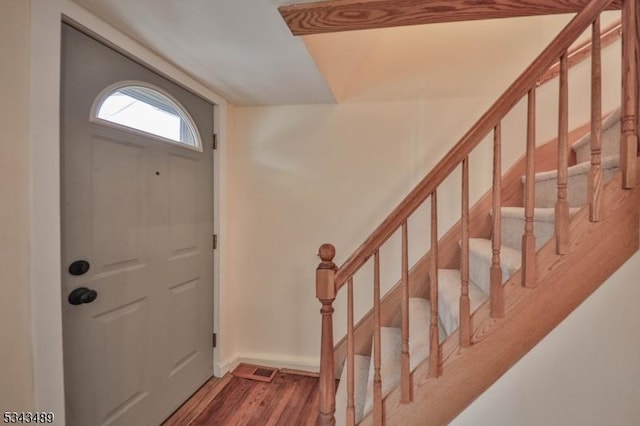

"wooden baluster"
[346,277,355,426]
[316,244,337,426]
[589,17,604,222]
[428,191,440,378]
[460,157,471,348]
[622,0,639,189]
[491,123,504,318]
[401,222,412,403]
[637,4,640,146]
[556,52,571,255]
[373,250,383,426]
[522,88,537,288]
[636,4,640,147]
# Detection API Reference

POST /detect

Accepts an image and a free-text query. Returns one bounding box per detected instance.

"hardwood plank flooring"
[163,372,321,425]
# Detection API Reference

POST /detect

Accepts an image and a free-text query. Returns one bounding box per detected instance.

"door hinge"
[212,133,218,150]
[213,333,217,348]
[213,234,218,250]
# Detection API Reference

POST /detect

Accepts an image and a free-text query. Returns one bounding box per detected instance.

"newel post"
[317,243,337,426]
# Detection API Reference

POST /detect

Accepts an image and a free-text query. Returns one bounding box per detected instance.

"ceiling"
[71,0,335,106]
[70,0,620,106]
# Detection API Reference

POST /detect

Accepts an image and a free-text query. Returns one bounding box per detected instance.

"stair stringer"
[359,172,640,426]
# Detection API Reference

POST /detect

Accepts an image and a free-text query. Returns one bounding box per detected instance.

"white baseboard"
[214,359,230,378]
[215,352,320,377]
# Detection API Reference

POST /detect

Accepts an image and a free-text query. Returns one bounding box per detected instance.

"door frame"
[30,1,229,422]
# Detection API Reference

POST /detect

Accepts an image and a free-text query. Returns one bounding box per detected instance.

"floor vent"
[231,363,278,383]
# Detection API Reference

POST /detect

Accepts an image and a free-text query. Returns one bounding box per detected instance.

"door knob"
[68,287,98,305]
[69,260,90,276]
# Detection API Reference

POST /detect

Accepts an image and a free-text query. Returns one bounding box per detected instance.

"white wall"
[0,0,35,411]
[227,97,491,369]
[451,251,640,426]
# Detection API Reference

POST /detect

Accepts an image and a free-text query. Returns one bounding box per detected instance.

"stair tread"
[521,154,619,183]
[499,206,582,222]
[335,354,371,425]
[437,269,488,336]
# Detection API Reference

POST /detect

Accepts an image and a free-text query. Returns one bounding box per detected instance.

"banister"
[333,0,616,288]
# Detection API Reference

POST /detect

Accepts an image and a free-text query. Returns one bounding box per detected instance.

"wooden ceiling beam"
[279,0,622,36]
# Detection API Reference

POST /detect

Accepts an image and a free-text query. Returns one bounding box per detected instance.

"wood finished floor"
[163,372,320,426]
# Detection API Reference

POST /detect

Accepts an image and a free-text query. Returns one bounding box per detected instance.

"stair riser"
[528,166,618,208]
[502,217,555,251]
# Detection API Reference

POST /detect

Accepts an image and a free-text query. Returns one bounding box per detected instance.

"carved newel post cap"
[317,243,336,263]
[317,244,337,272]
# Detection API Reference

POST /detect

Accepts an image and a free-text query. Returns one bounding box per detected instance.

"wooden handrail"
[333,0,616,289]
[538,18,622,86]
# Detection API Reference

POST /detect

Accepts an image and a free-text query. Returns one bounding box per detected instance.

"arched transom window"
[92,81,202,151]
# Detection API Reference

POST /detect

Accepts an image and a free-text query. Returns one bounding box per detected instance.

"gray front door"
[61,23,214,426]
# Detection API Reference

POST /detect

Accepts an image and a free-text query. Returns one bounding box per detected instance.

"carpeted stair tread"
[525,155,619,183]
[499,206,582,221]
[466,238,521,294]
[498,207,581,251]
[437,269,488,336]
[522,155,619,208]
[335,354,371,425]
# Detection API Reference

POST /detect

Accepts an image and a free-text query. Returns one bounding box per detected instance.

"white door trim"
[30,1,229,421]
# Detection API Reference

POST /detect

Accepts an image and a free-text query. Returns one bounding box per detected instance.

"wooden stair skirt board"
[232,363,279,383]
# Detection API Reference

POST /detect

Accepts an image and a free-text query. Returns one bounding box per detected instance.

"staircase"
[312,0,640,425]
[335,107,627,425]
